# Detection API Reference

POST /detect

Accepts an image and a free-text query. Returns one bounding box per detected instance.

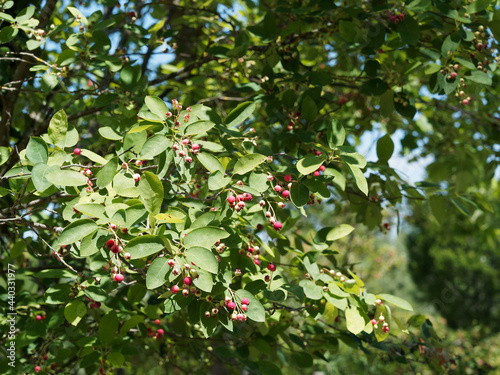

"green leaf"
[299,279,323,300]
[81,149,108,165]
[377,293,413,311]
[146,257,170,289]
[26,137,48,165]
[376,134,394,164]
[235,289,266,322]
[34,269,75,278]
[323,302,338,324]
[301,96,318,123]
[138,171,164,214]
[326,224,355,241]
[466,70,492,85]
[180,120,216,136]
[31,164,57,191]
[197,152,224,173]
[99,126,123,140]
[291,352,313,368]
[144,96,168,120]
[193,269,213,292]
[327,119,345,148]
[296,155,325,175]
[338,147,367,169]
[96,157,118,188]
[248,172,268,193]
[124,235,164,259]
[99,311,118,346]
[467,0,491,13]
[290,183,310,207]
[398,15,420,46]
[58,219,99,245]
[139,135,171,159]
[361,79,388,96]
[184,227,229,249]
[48,110,68,145]
[345,305,367,334]
[0,146,9,166]
[67,6,88,25]
[74,203,107,220]
[345,164,368,195]
[208,171,231,190]
[185,247,218,274]
[233,153,267,175]
[64,300,87,326]
[154,213,185,223]
[45,169,87,186]
[226,102,256,128]
[107,352,125,367]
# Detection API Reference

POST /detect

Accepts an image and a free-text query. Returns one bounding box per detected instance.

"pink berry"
[267,263,276,272]
[36,315,42,321]
[284,174,292,182]
[122,162,128,169]
[313,170,321,177]
[273,221,283,231]
[254,259,260,265]
[35,366,41,373]
[244,193,252,202]
[236,194,244,202]
[157,328,164,335]
[227,301,236,310]
[185,156,193,163]
[168,259,175,267]
[282,190,290,198]
[110,224,117,230]
[178,150,185,157]
[241,298,249,305]
[191,143,200,150]
[319,165,326,171]
[371,319,377,325]
[114,274,124,283]
[274,185,282,193]
[133,174,141,182]
[171,285,180,294]
[73,148,82,155]
[267,175,274,181]
[184,277,193,286]
[227,196,236,204]
[182,138,190,145]
[315,151,322,156]
[462,99,469,105]
[450,72,457,79]
[241,304,248,312]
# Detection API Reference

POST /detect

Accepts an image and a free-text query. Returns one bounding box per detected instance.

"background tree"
[1,0,499,374]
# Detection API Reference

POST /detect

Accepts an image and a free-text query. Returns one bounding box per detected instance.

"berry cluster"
[227,191,253,212]
[169,260,202,297]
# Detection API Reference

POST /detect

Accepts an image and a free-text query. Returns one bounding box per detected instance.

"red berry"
[241,298,249,305]
[105,239,115,248]
[35,366,41,373]
[191,143,200,150]
[244,193,253,202]
[236,194,245,202]
[114,274,124,283]
[227,301,236,310]
[371,319,377,325]
[155,319,160,325]
[227,196,236,204]
[171,285,180,294]
[284,174,292,182]
[43,355,48,361]
[157,328,164,335]
[183,277,193,286]
[241,304,248,311]
[185,156,193,163]
[273,221,283,231]
[36,315,42,321]
[110,244,121,254]
[315,151,322,156]
[313,170,321,177]
[73,148,82,155]
[450,72,457,79]
[110,224,117,230]
[267,263,276,272]
[319,165,326,171]
[274,185,282,193]
[254,259,260,265]
[282,190,290,198]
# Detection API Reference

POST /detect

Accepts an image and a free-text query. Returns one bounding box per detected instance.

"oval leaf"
[233,153,267,175]
[183,227,229,249]
[235,289,265,322]
[146,257,170,289]
[58,219,98,245]
[145,96,168,119]
[185,247,218,274]
[64,300,87,326]
[138,171,164,214]
[377,293,413,311]
[226,101,256,128]
[326,224,355,241]
[26,137,48,165]
[296,155,326,175]
[124,235,164,260]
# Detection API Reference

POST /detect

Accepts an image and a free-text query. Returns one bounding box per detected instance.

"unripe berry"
[114,274,124,283]
[267,263,276,272]
[237,180,243,186]
[178,150,185,157]
[133,174,141,182]
[259,200,266,207]
[273,221,283,231]
[237,201,245,208]
[182,138,190,145]
[122,162,128,169]
[274,185,282,193]
[168,259,175,267]
[204,311,211,318]
[110,223,117,230]
[124,252,131,260]
[235,269,242,276]
[212,308,219,315]
[182,289,189,296]
[185,156,193,163]
[73,148,82,155]
[278,202,285,208]
[267,174,274,181]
